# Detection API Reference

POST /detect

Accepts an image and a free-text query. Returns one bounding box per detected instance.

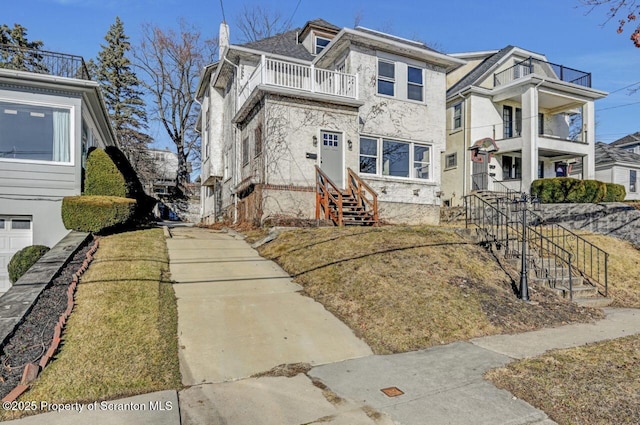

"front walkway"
[166,226,376,424]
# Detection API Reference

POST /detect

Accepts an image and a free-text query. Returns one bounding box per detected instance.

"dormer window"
[315,36,331,55]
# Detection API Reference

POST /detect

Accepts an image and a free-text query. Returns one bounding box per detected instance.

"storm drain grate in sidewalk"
[380,387,404,397]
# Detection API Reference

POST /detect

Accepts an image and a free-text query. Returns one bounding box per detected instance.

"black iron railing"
[0,44,90,80]
[465,193,608,299]
[494,57,591,88]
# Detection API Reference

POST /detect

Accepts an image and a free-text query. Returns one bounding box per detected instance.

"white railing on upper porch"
[238,56,358,107]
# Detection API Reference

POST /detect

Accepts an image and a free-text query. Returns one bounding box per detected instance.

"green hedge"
[84,148,127,197]
[8,245,50,283]
[531,178,625,203]
[62,195,136,233]
[604,183,626,202]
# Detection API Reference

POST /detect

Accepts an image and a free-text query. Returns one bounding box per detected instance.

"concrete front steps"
[505,255,613,307]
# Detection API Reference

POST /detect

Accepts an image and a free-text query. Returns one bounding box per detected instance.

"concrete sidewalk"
[310,307,640,425]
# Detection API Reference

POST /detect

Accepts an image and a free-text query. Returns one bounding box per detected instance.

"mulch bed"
[0,241,92,400]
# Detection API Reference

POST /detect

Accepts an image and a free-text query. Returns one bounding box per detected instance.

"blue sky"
[3,0,639,147]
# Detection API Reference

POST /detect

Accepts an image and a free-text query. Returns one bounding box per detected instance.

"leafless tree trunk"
[134,20,217,192]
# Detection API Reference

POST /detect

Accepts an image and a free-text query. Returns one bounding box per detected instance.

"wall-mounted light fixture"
[381,186,387,194]
[312,135,318,146]
[347,139,353,150]
[413,189,420,196]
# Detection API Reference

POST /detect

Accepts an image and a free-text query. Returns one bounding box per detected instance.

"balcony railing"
[494,57,591,88]
[238,56,358,106]
[0,44,90,80]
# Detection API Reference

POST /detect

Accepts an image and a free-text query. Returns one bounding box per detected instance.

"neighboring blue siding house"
[0,45,117,291]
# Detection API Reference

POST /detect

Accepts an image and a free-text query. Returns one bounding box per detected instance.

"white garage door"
[0,217,33,292]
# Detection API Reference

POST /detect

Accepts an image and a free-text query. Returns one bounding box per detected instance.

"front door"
[320,131,343,187]
[471,151,489,191]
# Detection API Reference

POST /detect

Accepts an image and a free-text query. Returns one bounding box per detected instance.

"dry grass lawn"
[487,334,640,425]
[259,226,602,354]
[2,228,181,419]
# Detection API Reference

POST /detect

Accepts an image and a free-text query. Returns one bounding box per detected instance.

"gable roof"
[447,45,514,97]
[595,141,640,165]
[353,27,441,53]
[305,18,341,33]
[240,28,314,61]
[610,132,640,148]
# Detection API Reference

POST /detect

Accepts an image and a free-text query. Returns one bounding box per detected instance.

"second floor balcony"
[494,57,591,88]
[238,56,358,107]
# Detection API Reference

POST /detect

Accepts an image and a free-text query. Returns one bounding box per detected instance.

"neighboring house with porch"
[442,46,607,206]
[197,19,464,226]
[0,45,117,291]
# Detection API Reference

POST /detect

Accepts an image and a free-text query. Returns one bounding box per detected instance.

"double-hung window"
[242,137,249,166]
[0,100,71,163]
[453,103,462,130]
[377,59,395,96]
[359,136,431,180]
[407,66,423,101]
[631,170,637,193]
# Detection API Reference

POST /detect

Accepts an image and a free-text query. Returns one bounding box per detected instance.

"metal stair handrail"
[465,194,585,299]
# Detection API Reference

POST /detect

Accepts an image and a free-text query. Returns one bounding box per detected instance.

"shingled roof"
[240,28,314,61]
[610,132,640,148]
[447,45,515,97]
[595,141,640,165]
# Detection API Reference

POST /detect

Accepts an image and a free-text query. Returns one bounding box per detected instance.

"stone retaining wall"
[538,203,640,247]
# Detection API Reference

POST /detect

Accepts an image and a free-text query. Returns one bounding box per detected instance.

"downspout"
[458,92,468,201]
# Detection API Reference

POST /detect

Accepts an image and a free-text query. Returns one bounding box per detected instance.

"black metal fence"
[494,57,591,88]
[0,44,90,80]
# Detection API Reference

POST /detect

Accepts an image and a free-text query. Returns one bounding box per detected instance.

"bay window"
[359,136,431,180]
[0,100,71,163]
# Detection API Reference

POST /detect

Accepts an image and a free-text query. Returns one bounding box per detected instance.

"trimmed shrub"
[8,245,50,283]
[84,149,127,197]
[582,180,607,203]
[531,178,611,203]
[604,183,626,202]
[105,146,157,221]
[62,195,135,233]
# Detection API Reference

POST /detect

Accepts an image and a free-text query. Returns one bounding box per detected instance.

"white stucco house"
[0,45,117,290]
[197,19,464,226]
[442,46,607,206]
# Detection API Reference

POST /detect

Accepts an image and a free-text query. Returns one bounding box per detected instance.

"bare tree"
[581,0,640,47]
[235,4,290,43]
[134,20,217,191]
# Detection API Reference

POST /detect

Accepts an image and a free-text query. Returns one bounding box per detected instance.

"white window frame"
[630,169,637,193]
[315,35,331,55]
[453,103,462,130]
[377,59,396,97]
[407,65,424,102]
[0,97,74,166]
[359,135,432,181]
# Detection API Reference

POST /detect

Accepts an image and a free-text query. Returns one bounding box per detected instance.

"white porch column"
[582,101,596,180]
[521,85,539,192]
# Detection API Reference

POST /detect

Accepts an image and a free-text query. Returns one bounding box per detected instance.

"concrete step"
[550,284,599,299]
[574,297,614,308]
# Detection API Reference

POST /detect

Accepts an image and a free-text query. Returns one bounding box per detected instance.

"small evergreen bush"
[8,245,50,283]
[84,148,127,197]
[62,195,135,233]
[603,183,626,202]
